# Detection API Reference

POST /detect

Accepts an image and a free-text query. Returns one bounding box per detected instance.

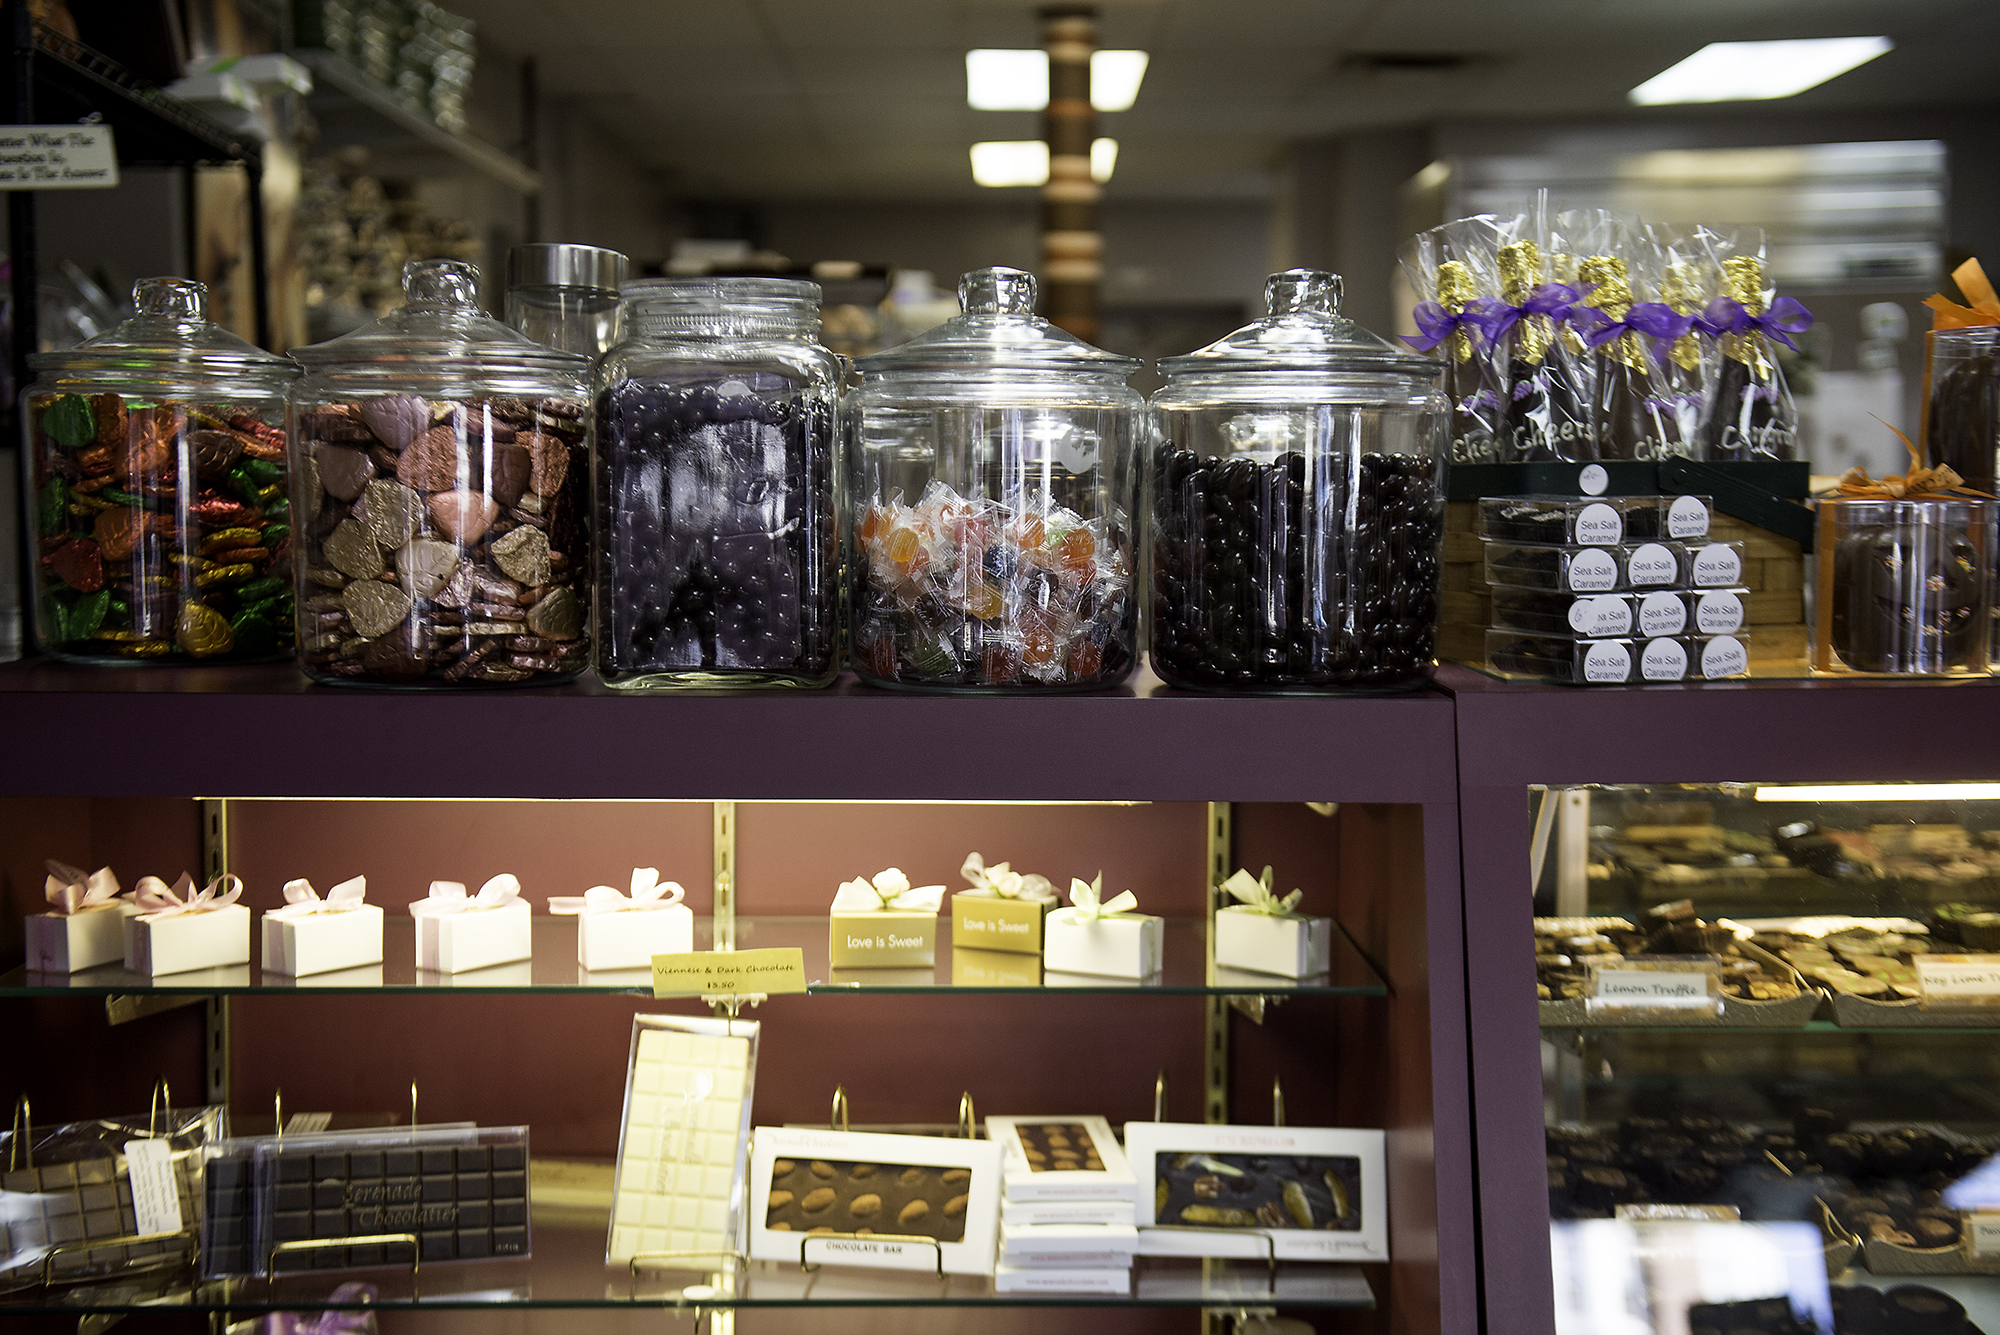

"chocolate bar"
[763,1157,973,1242]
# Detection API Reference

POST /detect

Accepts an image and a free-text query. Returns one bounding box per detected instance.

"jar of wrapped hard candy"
[21,278,299,663]
[287,259,592,686]
[1150,270,1448,690]
[847,266,1142,690]
[594,277,841,689]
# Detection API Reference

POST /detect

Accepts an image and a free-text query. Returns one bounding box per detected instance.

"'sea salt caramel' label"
[1640,637,1688,682]
[651,947,807,998]
[1567,548,1619,592]
[1625,543,1680,587]
[1700,635,1749,680]
[1568,595,1632,637]
[1581,641,1632,683]
[1666,495,1710,539]
[1574,502,1623,545]
[1637,592,1688,637]
[1695,591,1745,634]
[1691,543,1743,587]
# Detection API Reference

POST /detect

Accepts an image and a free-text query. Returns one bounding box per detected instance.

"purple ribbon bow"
[1464,283,1590,343]
[1695,295,1814,350]
[267,1283,377,1335]
[1403,301,1486,353]
[1573,301,1699,366]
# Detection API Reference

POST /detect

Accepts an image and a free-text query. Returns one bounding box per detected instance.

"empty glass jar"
[593,277,841,690]
[21,278,299,663]
[846,267,1142,691]
[287,259,593,686]
[1149,270,1449,690]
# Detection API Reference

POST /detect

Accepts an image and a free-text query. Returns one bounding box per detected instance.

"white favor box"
[25,904,139,972]
[1214,908,1333,979]
[1000,1222,1139,1268]
[576,904,693,970]
[415,900,532,973]
[261,905,385,978]
[1043,913,1163,980]
[994,1261,1132,1294]
[125,904,252,976]
[1002,1198,1137,1227]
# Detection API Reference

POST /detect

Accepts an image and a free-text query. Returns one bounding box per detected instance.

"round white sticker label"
[1575,502,1623,545]
[1641,637,1689,681]
[1637,592,1688,636]
[1568,594,1633,636]
[1579,463,1609,496]
[1701,634,1749,679]
[1695,591,1745,633]
[1567,548,1619,592]
[1626,542,1679,586]
[1691,543,1742,586]
[1666,495,1710,539]
[1582,640,1632,682]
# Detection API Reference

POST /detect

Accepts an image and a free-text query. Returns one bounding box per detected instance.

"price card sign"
[1966,1213,2000,1260]
[0,126,119,190]
[651,947,806,998]
[1617,1203,1742,1222]
[1588,962,1720,1014]
[1915,955,2000,1007]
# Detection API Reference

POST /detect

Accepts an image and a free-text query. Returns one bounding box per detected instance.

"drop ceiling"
[455,0,2000,201]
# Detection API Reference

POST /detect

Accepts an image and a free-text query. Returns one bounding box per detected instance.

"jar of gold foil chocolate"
[287,259,592,686]
[21,278,300,663]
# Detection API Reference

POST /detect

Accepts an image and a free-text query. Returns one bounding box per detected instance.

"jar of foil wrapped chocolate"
[21,278,299,663]
[594,277,841,689]
[1815,495,1997,676]
[287,260,592,686]
[847,267,1143,690]
[1150,270,1448,690]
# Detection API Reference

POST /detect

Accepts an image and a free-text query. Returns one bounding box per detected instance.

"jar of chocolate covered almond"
[21,278,299,663]
[287,259,592,686]
[1150,270,1448,691]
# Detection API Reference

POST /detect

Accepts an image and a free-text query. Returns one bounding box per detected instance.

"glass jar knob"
[403,258,481,308]
[1266,269,1342,318]
[960,266,1038,316]
[133,277,207,323]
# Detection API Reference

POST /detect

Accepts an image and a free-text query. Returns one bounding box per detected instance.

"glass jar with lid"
[1150,269,1448,690]
[21,277,299,663]
[505,243,627,358]
[594,277,841,690]
[287,259,592,686]
[847,266,1142,691]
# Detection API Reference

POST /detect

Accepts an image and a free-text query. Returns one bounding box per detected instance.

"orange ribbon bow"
[1925,258,2000,330]
[1830,422,1993,501]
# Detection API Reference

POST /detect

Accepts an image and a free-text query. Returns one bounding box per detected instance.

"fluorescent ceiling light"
[971,140,1049,187]
[965,49,1150,111]
[970,139,1119,187]
[1090,138,1118,182]
[1629,37,1892,105]
[1751,782,2000,803]
[966,49,1048,111]
[1090,50,1149,111]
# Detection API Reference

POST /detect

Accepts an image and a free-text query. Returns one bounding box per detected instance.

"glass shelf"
[1542,1019,2000,1035]
[0,1208,1375,1314]
[0,917,1387,998]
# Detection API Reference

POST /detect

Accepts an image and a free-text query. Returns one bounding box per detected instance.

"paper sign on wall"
[0,126,119,190]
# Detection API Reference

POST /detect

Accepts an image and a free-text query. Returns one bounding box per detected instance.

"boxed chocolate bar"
[1478,495,1638,546]
[409,875,531,974]
[124,874,252,977]
[829,869,943,967]
[261,877,383,978]
[1213,866,1333,980]
[951,853,1058,957]
[1485,629,1751,684]
[549,868,693,971]
[987,1114,1140,1205]
[26,861,137,973]
[1042,877,1162,980]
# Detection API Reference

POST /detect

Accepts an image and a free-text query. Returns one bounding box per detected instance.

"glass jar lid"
[621,276,822,337]
[1158,269,1440,380]
[855,267,1138,378]
[28,277,297,391]
[289,259,589,374]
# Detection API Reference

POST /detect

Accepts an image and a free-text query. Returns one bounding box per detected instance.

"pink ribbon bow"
[272,876,368,917]
[409,874,521,916]
[43,860,125,916]
[133,872,244,919]
[548,867,687,916]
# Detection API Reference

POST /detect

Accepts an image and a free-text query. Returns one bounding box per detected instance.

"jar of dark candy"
[21,278,299,663]
[1815,496,1995,676]
[1149,269,1448,690]
[848,266,1142,691]
[287,259,592,686]
[594,277,841,689]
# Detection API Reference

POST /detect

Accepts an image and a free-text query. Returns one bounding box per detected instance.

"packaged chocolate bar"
[1400,215,1508,463]
[1632,588,1749,638]
[1568,210,1685,462]
[1697,226,1810,461]
[1477,496,1635,546]
[1489,589,1637,637]
[1650,223,1718,452]
[986,1114,1139,1205]
[1485,629,1749,683]
[1625,494,1711,541]
[1482,540,1698,592]
[1492,197,1595,463]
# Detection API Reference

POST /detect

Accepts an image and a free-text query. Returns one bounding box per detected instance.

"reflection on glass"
[1551,1220,1831,1335]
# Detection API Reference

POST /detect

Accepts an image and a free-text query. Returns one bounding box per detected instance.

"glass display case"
[1532,782,2000,1335]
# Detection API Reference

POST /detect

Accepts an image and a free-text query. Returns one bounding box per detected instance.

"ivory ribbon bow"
[1220,866,1307,918]
[271,876,368,917]
[1926,258,2000,330]
[409,874,521,916]
[43,860,124,916]
[831,868,945,914]
[548,867,687,915]
[960,852,1055,902]
[133,872,244,919]
[1056,873,1138,922]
